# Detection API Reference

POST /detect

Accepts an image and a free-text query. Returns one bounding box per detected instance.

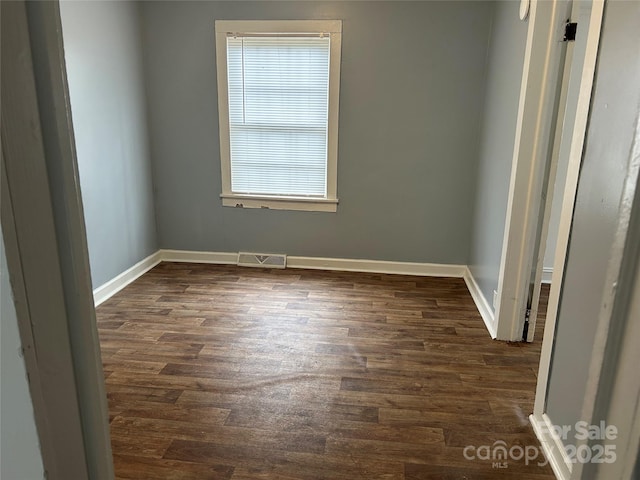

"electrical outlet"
[493,290,498,309]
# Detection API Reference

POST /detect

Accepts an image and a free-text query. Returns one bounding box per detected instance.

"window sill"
[221,194,338,212]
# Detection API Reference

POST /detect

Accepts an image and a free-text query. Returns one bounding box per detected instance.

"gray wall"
[545,0,640,436]
[1,232,45,479]
[60,1,157,288]
[140,1,493,264]
[468,1,528,306]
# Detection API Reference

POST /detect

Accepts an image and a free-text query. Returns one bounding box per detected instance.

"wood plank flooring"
[97,263,555,479]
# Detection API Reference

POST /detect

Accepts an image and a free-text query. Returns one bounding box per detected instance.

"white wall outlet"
[493,290,499,309]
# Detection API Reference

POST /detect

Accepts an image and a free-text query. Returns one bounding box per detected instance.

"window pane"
[227,36,330,197]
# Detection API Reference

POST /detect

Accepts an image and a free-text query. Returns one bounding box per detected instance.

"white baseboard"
[93,251,162,306]
[286,256,466,278]
[463,267,497,338]
[542,267,554,284]
[159,250,466,278]
[530,413,572,480]
[159,249,237,265]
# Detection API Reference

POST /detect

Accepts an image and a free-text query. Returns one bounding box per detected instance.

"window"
[215,20,342,212]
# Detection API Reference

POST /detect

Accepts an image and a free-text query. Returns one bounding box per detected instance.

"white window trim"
[215,20,342,213]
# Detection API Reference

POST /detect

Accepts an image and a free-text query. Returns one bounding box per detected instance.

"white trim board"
[542,267,553,284]
[286,255,465,278]
[92,251,161,306]
[160,250,466,277]
[463,268,497,339]
[530,413,572,480]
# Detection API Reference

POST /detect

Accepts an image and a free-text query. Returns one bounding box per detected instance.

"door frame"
[533,0,605,417]
[531,2,640,477]
[1,1,113,478]
[493,0,575,341]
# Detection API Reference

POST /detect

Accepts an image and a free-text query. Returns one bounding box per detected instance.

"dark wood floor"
[97,263,554,480]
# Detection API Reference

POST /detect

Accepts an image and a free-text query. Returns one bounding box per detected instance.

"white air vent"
[237,252,287,269]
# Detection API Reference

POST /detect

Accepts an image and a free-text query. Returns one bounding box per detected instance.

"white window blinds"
[226,35,330,197]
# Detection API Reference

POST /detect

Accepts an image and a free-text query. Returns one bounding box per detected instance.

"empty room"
[2,1,640,479]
